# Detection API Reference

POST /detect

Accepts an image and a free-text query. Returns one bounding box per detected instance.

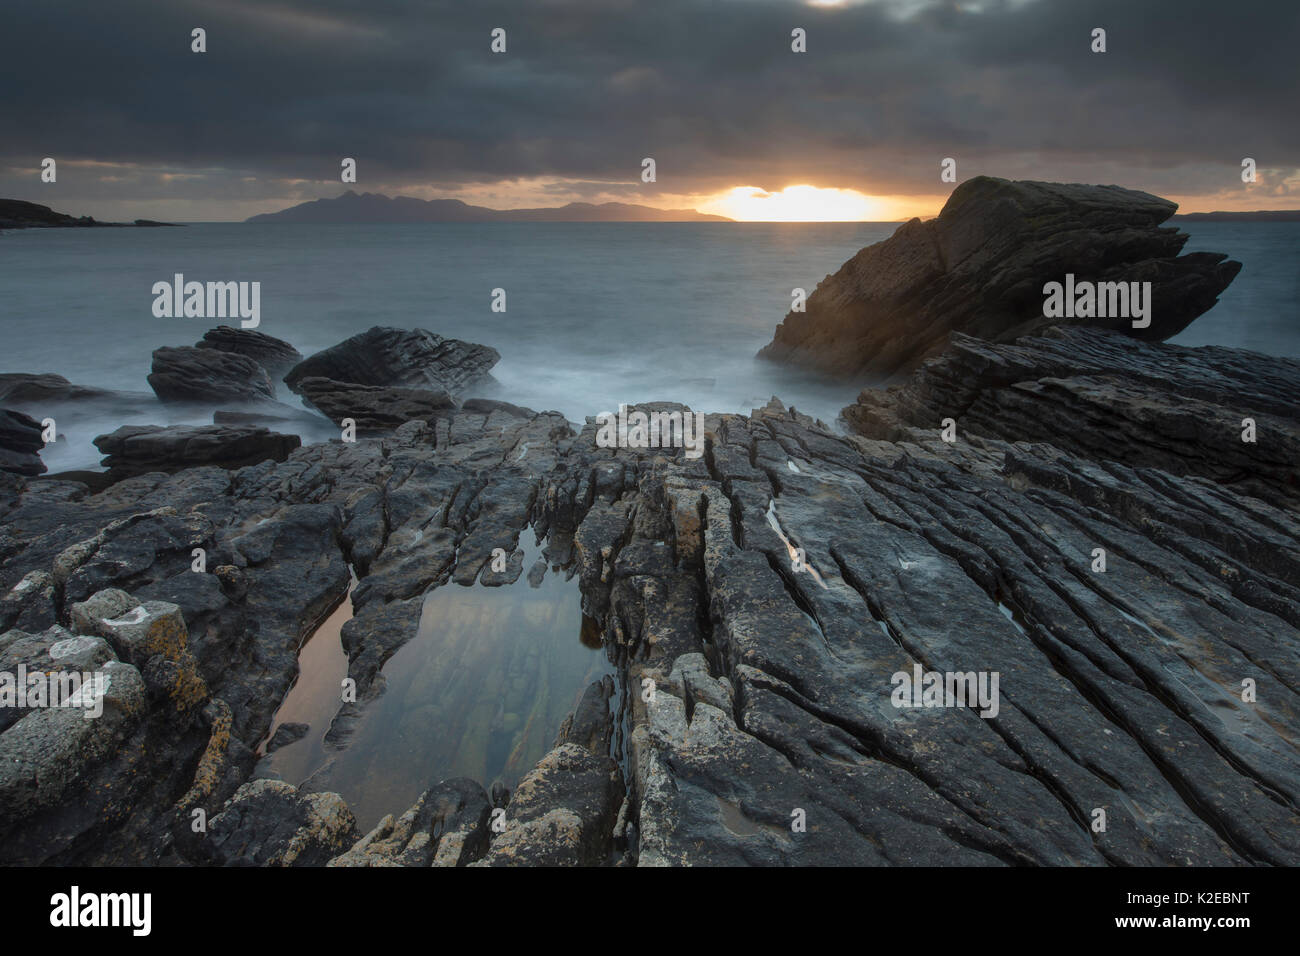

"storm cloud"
[1,0,1295,218]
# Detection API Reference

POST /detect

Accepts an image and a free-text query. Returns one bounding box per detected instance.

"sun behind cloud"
[699,184,932,222]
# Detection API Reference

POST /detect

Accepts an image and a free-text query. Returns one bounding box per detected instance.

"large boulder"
[284,326,499,398]
[93,423,300,478]
[759,177,1242,378]
[195,326,303,377]
[294,376,456,432]
[148,346,275,404]
[0,409,45,476]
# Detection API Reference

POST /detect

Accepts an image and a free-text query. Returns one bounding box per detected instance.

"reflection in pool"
[258,535,613,831]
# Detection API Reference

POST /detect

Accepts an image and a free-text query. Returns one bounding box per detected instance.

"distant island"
[1174,210,1300,222]
[0,198,178,231]
[246,190,732,223]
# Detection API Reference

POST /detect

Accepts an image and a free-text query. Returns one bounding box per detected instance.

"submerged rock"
[93,423,301,478]
[758,177,1242,377]
[284,326,499,398]
[266,721,310,753]
[0,373,117,404]
[148,346,276,404]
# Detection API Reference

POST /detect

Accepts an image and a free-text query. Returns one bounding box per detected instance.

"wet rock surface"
[0,325,1296,865]
[148,346,277,404]
[93,424,301,478]
[284,326,500,398]
[759,177,1242,378]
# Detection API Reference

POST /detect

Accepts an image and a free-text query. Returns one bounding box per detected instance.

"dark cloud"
[1,0,1295,214]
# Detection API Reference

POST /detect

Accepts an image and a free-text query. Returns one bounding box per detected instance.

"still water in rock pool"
[257,537,613,831]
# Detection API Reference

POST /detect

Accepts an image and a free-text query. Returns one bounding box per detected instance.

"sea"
[2,220,1298,472]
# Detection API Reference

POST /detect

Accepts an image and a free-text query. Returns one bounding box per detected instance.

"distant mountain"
[245,190,732,223]
[1175,210,1300,222]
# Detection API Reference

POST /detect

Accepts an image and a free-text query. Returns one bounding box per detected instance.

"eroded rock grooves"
[1,322,1296,867]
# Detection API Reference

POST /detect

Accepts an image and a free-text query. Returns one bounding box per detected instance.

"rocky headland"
[0,180,1296,867]
[758,176,1242,378]
[0,198,179,231]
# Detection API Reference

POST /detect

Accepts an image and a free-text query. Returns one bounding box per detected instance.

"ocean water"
[2,220,1297,471]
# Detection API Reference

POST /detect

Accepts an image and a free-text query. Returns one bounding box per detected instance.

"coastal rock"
[94,423,300,478]
[294,376,456,432]
[0,592,221,866]
[843,326,1300,503]
[196,326,303,377]
[0,334,1296,867]
[329,778,492,867]
[284,326,499,398]
[202,779,358,866]
[0,408,46,476]
[473,743,624,866]
[0,373,116,404]
[148,346,276,404]
[758,177,1242,377]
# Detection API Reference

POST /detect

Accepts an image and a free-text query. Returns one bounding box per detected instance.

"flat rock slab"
[94,423,300,477]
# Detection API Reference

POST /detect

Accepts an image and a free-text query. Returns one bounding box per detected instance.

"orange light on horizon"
[698,184,941,222]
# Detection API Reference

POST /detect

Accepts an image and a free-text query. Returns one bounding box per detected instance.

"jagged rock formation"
[148,346,276,404]
[844,327,1300,503]
[758,177,1242,377]
[329,778,492,867]
[284,326,499,399]
[195,327,303,377]
[0,409,46,476]
[198,780,357,866]
[93,424,301,478]
[1,337,1296,866]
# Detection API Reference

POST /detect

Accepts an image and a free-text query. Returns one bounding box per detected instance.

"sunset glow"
[698,184,938,222]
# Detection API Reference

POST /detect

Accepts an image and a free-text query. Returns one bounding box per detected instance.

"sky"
[1,0,1296,222]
